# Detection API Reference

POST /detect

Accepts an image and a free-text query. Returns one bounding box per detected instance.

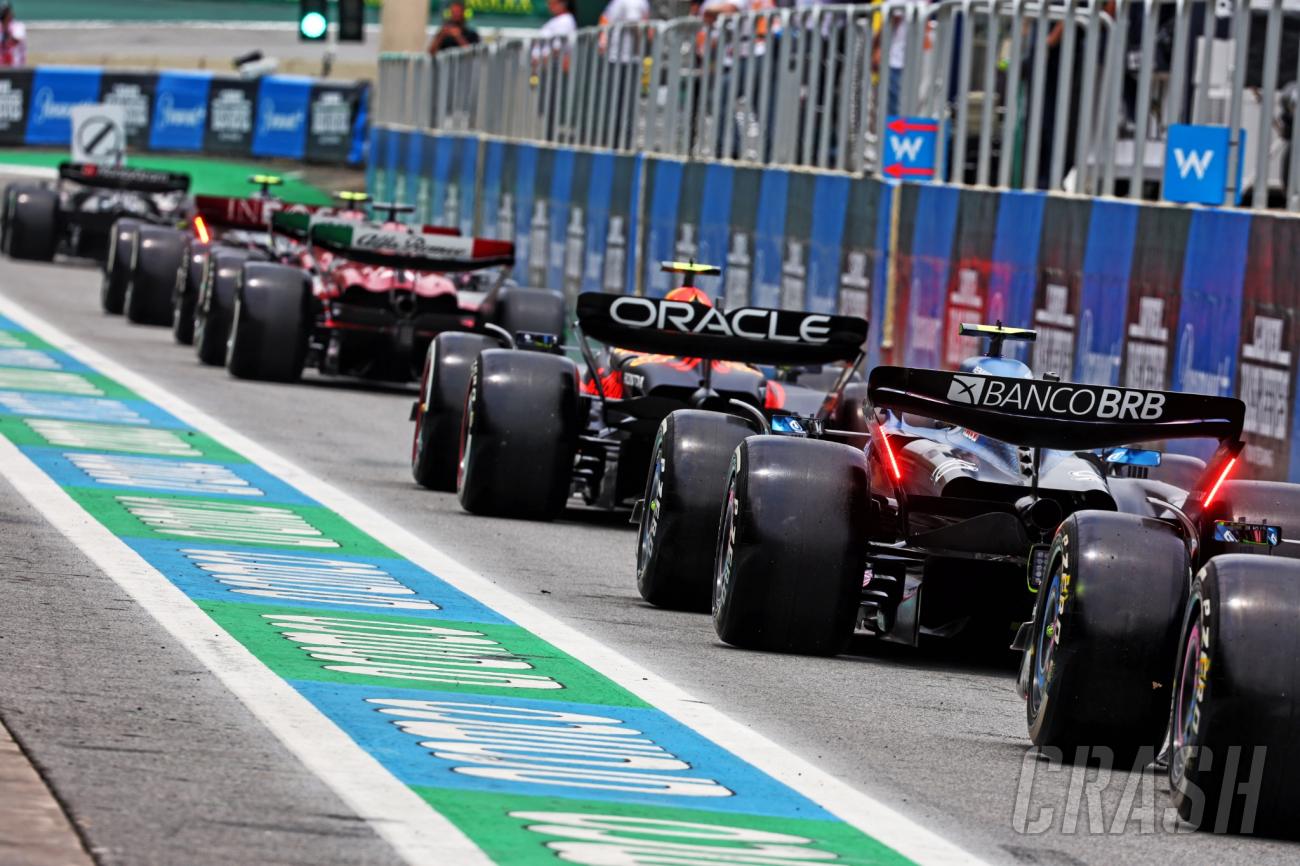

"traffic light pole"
[380,0,430,53]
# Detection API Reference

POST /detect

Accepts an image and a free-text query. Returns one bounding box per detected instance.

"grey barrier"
[378,1,1300,212]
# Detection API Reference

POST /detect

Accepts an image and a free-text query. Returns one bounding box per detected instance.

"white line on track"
[0,294,991,866]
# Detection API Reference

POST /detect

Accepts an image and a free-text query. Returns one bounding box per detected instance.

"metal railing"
[378,0,1300,211]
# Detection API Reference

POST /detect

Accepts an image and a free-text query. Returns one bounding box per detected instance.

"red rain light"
[879,430,902,482]
[1203,457,1237,508]
[193,215,211,244]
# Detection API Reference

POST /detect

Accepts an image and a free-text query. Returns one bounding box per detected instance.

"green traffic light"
[300,11,328,39]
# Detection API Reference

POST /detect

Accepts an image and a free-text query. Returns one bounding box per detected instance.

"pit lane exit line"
[0,294,988,866]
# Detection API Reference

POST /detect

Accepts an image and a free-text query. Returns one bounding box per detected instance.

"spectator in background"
[428,1,481,56]
[0,4,25,68]
[540,0,578,41]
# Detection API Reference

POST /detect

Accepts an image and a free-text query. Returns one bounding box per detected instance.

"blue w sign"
[1162,124,1243,206]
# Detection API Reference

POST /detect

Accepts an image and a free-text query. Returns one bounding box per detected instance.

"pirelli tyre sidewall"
[1170,555,1300,837]
[412,332,502,491]
[125,225,188,326]
[102,218,143,314]
[195,246,252,366]
[6,184,57,263]
[637,410,755,612]
[226,262,311,383]
[712,435,869,655]
[1025,510,1189,762]
[456,349,580,520]
[174,244,209,345]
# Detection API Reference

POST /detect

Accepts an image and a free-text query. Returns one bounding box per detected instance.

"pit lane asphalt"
[0,251,1295,866]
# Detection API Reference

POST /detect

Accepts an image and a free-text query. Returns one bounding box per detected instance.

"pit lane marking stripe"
[0,436,490,866]
[0,296,988,866]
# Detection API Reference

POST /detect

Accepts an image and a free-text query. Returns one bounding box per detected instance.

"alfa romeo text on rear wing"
[576,293,869,366]
[272,214,514,272]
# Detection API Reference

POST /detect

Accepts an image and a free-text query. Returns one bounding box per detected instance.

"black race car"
[0,163,195,326]
[699,325,1237,649]
[409,262,871,542]
[1,162,189,261]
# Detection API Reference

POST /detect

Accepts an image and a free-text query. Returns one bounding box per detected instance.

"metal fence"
[377,1,1300,211]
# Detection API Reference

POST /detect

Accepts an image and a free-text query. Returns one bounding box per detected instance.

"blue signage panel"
[25,67,103,145]
[251,75,311,160]
[148,71,211,152]
[1162,124,1245,206]
[883,115,939,181]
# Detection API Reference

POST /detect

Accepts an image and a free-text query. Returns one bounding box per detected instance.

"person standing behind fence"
[0,4,26,68]
[428,1,481,57]
[599,0,650,148]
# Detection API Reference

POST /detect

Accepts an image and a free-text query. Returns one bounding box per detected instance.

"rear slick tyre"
[457,349,579,521]
[226,263,311,382]
[1024,511,1189,765]
[636,410,755,612]
[412,332,501,491]
[1169,555,1300,837]
[712,436,869,655]
[125,226,187,326]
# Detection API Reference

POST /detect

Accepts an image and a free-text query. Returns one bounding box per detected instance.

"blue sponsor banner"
[148,71,211,152]
[397,129,422,217]
[751,170,789,309]
[698,164,734,279]
[429,135,454,222]
[1074,200,1138,386]
[869,183,895,370]
[546,149,575,293]
[252,75,311,160]
[581,152,614,295]
[512,144,538,284]
[295,682,838,819]
[642,159,684,298]
[985,190,1045,363]
[347,84,368,166]
[123,539,510,625]
[457,136,478,234]
[480,140,506,239]
[26,66,102,145]
[805,175,849,315]
[624,154,644,296]
[1172,209,1250,458]
[903,185,960,370]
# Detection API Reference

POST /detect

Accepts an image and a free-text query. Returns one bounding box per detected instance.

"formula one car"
[410,262,870,529]
[701,324,1231,650]
[190,190,375,366]
[172,174,301,345]
[217,214,562,385]
[1,162,191,266]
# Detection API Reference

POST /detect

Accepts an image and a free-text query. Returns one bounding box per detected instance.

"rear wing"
[58,162,190,194]
[867,366,1245,450]
[194,196,324,231]
[302,218,514,272]
[576,293,868,366]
